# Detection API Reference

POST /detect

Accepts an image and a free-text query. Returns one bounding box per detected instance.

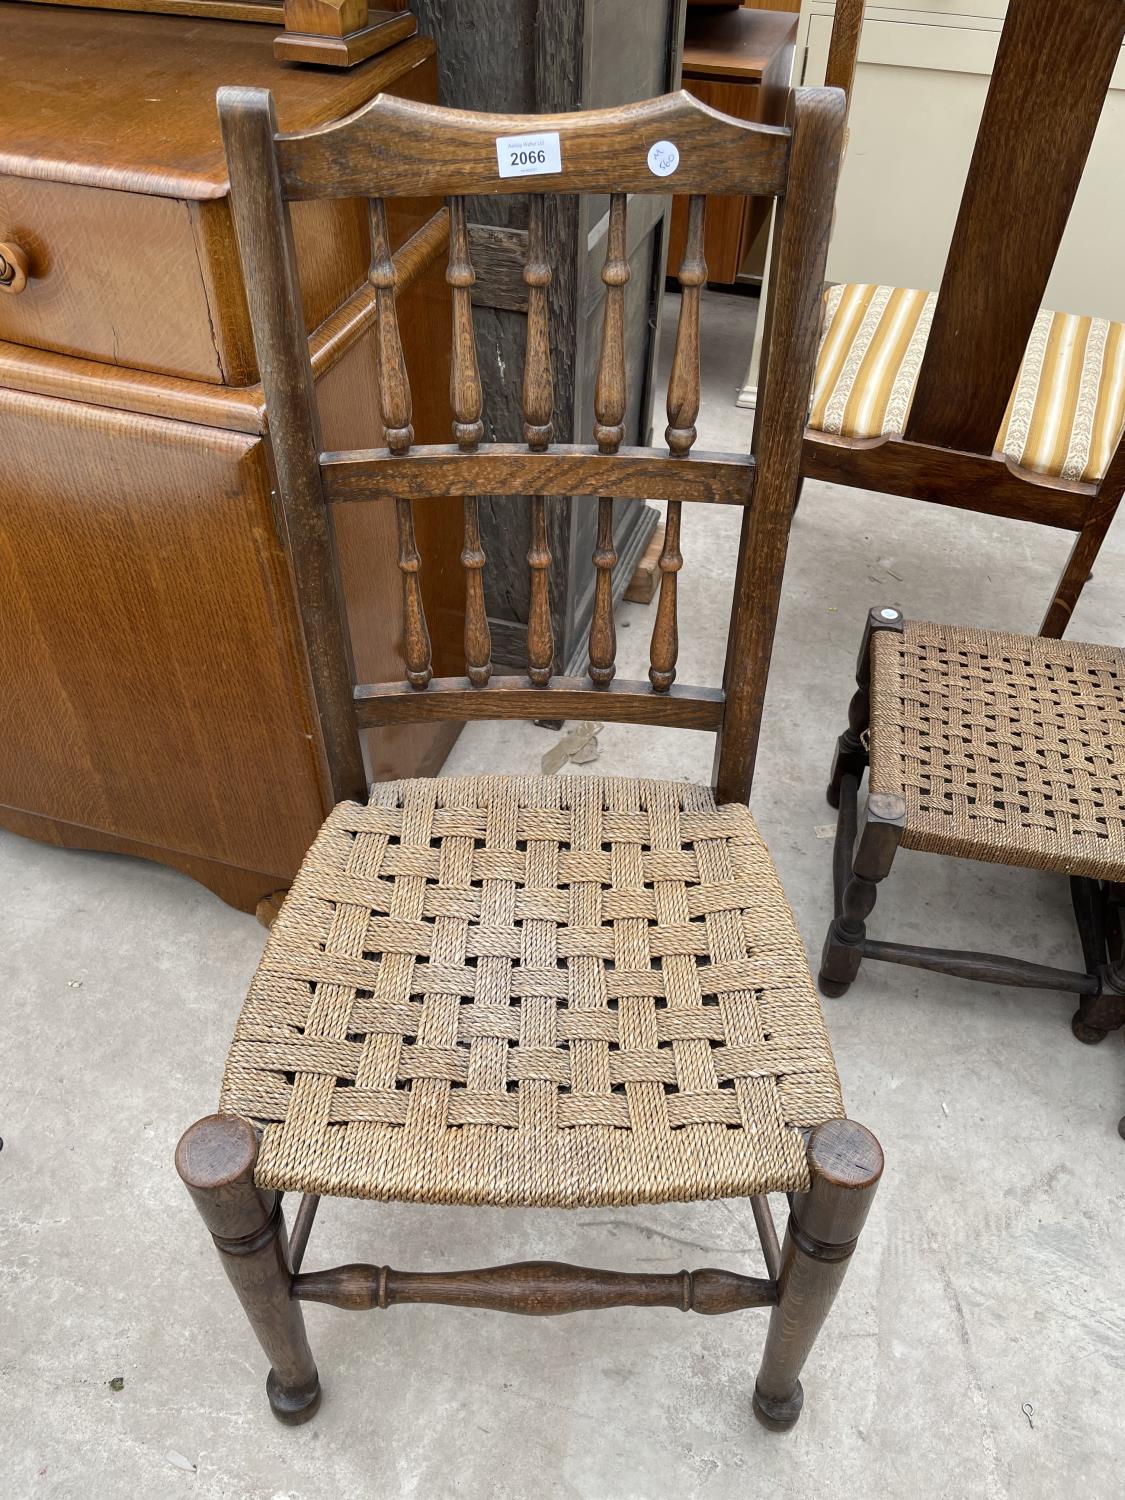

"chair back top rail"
[269,89,791,200]
[903,0,1125,454]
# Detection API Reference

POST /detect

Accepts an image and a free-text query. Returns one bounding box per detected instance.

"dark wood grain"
[904,0,1125,454]
[322,445,756,505]
[278,89,791,201]
[819,786,904,997]
[354,675,725,730]
[802,433,1092,532]
[292,1259,776,1315]
[466,223,530,313]
[860,940,1101,995]
[753,1119,883,1431]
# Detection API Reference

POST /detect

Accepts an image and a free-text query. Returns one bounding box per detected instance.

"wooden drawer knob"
[0,242,30,294]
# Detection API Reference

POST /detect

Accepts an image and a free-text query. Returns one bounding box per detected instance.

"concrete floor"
[3,289,1124,1499]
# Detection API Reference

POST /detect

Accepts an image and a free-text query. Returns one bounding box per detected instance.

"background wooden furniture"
[407,0,687,675]
[801,0,1125,637]
[796,0,1125,322]
[0,6,461,916]
[176,81,880,1441]
[668,5,797,286]
[19,0,417,67]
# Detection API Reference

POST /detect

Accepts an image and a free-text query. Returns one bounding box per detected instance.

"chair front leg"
[753,1118,883,1431]
[176,1114,321,1424]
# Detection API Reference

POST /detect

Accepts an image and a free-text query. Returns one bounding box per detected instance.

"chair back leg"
[1039,504,1121,637]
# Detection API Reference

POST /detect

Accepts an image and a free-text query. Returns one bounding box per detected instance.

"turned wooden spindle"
[461,497,491,687]
[587,194,629,687]
[593,193,629,454]
[369,197,414,455]
[527,495,553,686]
[447,196,484,452]
[665,194,706,457]
[588,496,618,686]
[395,498,432,689]
[447,196,491,686]
[649,196,705,693]
[522,194,554,452]
[522,194,554,686]
[370,197,430,688]
[649,499,683,691]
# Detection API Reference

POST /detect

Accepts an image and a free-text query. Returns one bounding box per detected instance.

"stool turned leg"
[819,793,905,997]
[753,1119,883,1432]
[175,1114,321,1424]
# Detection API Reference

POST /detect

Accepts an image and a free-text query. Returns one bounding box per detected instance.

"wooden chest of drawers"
[0,5,461,914]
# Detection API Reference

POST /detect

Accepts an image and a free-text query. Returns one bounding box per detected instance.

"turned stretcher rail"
[291,1260,777,1315]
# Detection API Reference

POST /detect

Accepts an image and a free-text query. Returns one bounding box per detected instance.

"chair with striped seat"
[173,81,886,1447]
[802,0,1125,638]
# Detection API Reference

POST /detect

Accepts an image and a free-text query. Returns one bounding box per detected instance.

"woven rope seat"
[870,621,1125,879]
[220,774,844,1208]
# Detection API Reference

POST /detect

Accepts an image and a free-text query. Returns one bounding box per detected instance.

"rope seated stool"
[176,80,885,1443]
[821,609,1125,1122]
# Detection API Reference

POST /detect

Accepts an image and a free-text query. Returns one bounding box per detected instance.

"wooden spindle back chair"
[803,0,1125,638]
[173,84,888,1448]
[218,83,841,807]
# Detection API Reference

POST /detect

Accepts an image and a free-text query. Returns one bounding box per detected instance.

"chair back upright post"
[219,85,845,809]
[903,0,1125,454]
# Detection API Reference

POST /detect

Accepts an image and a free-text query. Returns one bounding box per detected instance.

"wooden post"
[175,1115,321,1425]
[820,791,906,997]
[218,87,366,807]
[753,1118,883,1431]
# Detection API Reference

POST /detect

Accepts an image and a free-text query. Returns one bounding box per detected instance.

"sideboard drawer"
[0,175,376,384]
[0,15,439,384]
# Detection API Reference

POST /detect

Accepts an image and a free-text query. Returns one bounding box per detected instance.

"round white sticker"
[647,140,680,178]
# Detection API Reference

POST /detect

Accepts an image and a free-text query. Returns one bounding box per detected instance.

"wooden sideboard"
[0,5,461,915]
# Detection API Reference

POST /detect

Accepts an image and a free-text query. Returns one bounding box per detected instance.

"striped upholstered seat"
[809,283,1125,485]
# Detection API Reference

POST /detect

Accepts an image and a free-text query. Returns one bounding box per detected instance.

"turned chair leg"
[753,1118,883,1431]
[820,793,905,997]
[175,1114,321,1424]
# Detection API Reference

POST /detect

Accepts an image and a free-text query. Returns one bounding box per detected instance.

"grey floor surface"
[3,289,1124,1499]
